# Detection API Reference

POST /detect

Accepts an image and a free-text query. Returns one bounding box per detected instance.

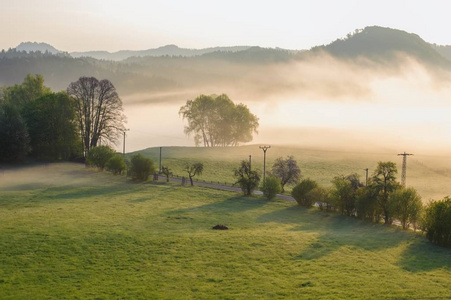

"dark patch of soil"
[212,224,228,230]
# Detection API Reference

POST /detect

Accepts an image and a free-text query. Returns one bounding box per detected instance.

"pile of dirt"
[212,224,228,230]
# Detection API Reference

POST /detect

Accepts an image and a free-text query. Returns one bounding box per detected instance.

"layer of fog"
[118,52,451,155]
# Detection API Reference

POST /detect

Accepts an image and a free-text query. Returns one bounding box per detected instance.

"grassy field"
[132,145,451,201]
[1,163,451,299]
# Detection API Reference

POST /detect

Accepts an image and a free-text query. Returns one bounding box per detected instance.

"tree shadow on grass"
[168,196,270,217]
[257,206,412,260]
[35,182,146,202]
[397,238,451,272]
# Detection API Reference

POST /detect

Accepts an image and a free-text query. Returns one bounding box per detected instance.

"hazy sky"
[1,0,451,52]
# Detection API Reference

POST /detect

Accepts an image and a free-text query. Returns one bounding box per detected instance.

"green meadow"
[1,163,450,299]
[134,145,451,201]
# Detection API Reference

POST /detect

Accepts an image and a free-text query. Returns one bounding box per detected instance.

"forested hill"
[1,26,451,97]
[314,26,451,67]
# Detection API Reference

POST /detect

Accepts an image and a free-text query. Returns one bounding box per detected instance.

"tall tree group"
[0,74,125,162]
[179,94,259,147]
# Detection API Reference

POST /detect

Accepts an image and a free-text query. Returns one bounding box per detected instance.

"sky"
[1,0,451,52]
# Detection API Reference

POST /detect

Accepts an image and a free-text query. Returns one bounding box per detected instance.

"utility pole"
[397,152,413,186]
[249,155,252,172]
[122,129,130,155]
[363,168,369,186]
[159,147,162,174]
[259,145,271,182]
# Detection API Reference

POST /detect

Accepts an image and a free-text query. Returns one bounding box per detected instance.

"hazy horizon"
[2,1,451,157]
[2,1,451,52]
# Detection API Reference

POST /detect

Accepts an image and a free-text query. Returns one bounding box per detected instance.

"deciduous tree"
[0,103,29,162]
[185,162,204,186]
[389,187,422,230]
[179,94,259,147]
[371,161,399,224]
[271,155,301,193]
[67,77,125,156]
[22,92,81,160]
[234,160,260,196]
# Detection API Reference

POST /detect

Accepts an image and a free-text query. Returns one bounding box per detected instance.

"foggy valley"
[2,2,451,298]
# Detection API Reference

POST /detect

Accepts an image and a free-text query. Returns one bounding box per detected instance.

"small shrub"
[106,155,127,175]
[260,176,281,200]
[86,146,115,170]
[129,154,156,181]
[291,178,318,207]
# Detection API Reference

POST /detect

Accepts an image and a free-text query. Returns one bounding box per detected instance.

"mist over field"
[2,26,451,155]
[121,51,451,155]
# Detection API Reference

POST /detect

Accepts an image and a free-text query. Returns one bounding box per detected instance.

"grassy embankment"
[133,145,451,201]
[0,163,450,299]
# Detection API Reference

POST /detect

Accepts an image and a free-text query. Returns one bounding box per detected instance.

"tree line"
[231,156,450,248]
[0,74,125,162]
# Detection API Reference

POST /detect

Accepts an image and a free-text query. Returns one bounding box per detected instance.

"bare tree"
[271,156,301,193]
[67,77,125,156]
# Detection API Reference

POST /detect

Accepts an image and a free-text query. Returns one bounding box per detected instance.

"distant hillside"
[316,26,451,66]
[70,45,253,61]
[431,44,451,62]
[2,26,451,99]
[15,42,62,55]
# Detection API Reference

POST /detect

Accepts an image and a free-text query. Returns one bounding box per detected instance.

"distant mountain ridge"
[15,42,62,55]
[3,26,451,97]
[13,27,451,65]
[70,45,253,61]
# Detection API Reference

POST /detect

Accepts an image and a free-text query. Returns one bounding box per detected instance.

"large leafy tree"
[67,77,126,156]
[271,155,301,193]
[0,74,51,109]
[22,92,81,160]
[179,94,259,147]
[0,103,30,162]
[371,161,399,224]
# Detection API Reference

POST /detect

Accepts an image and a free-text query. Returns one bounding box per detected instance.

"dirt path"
[160,175,296,202]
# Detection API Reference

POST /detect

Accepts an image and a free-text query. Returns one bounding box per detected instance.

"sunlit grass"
[0,163,450,298]
[132,145,451,200]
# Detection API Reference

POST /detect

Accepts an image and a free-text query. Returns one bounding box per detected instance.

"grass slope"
[132,145,451,201]
[1,163,450,299]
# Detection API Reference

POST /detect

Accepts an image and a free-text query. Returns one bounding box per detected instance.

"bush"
[389,187,422,230]
[291,178,318,207]
[423,197,451,247]
[260,176,282,200]
[106,155,127,175]
[310,186,330,211]
[86,146,115,170]
[234,160,260,196]
[129,154,156,181]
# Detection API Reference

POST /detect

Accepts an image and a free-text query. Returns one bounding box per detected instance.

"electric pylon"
[397,152,413,186]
